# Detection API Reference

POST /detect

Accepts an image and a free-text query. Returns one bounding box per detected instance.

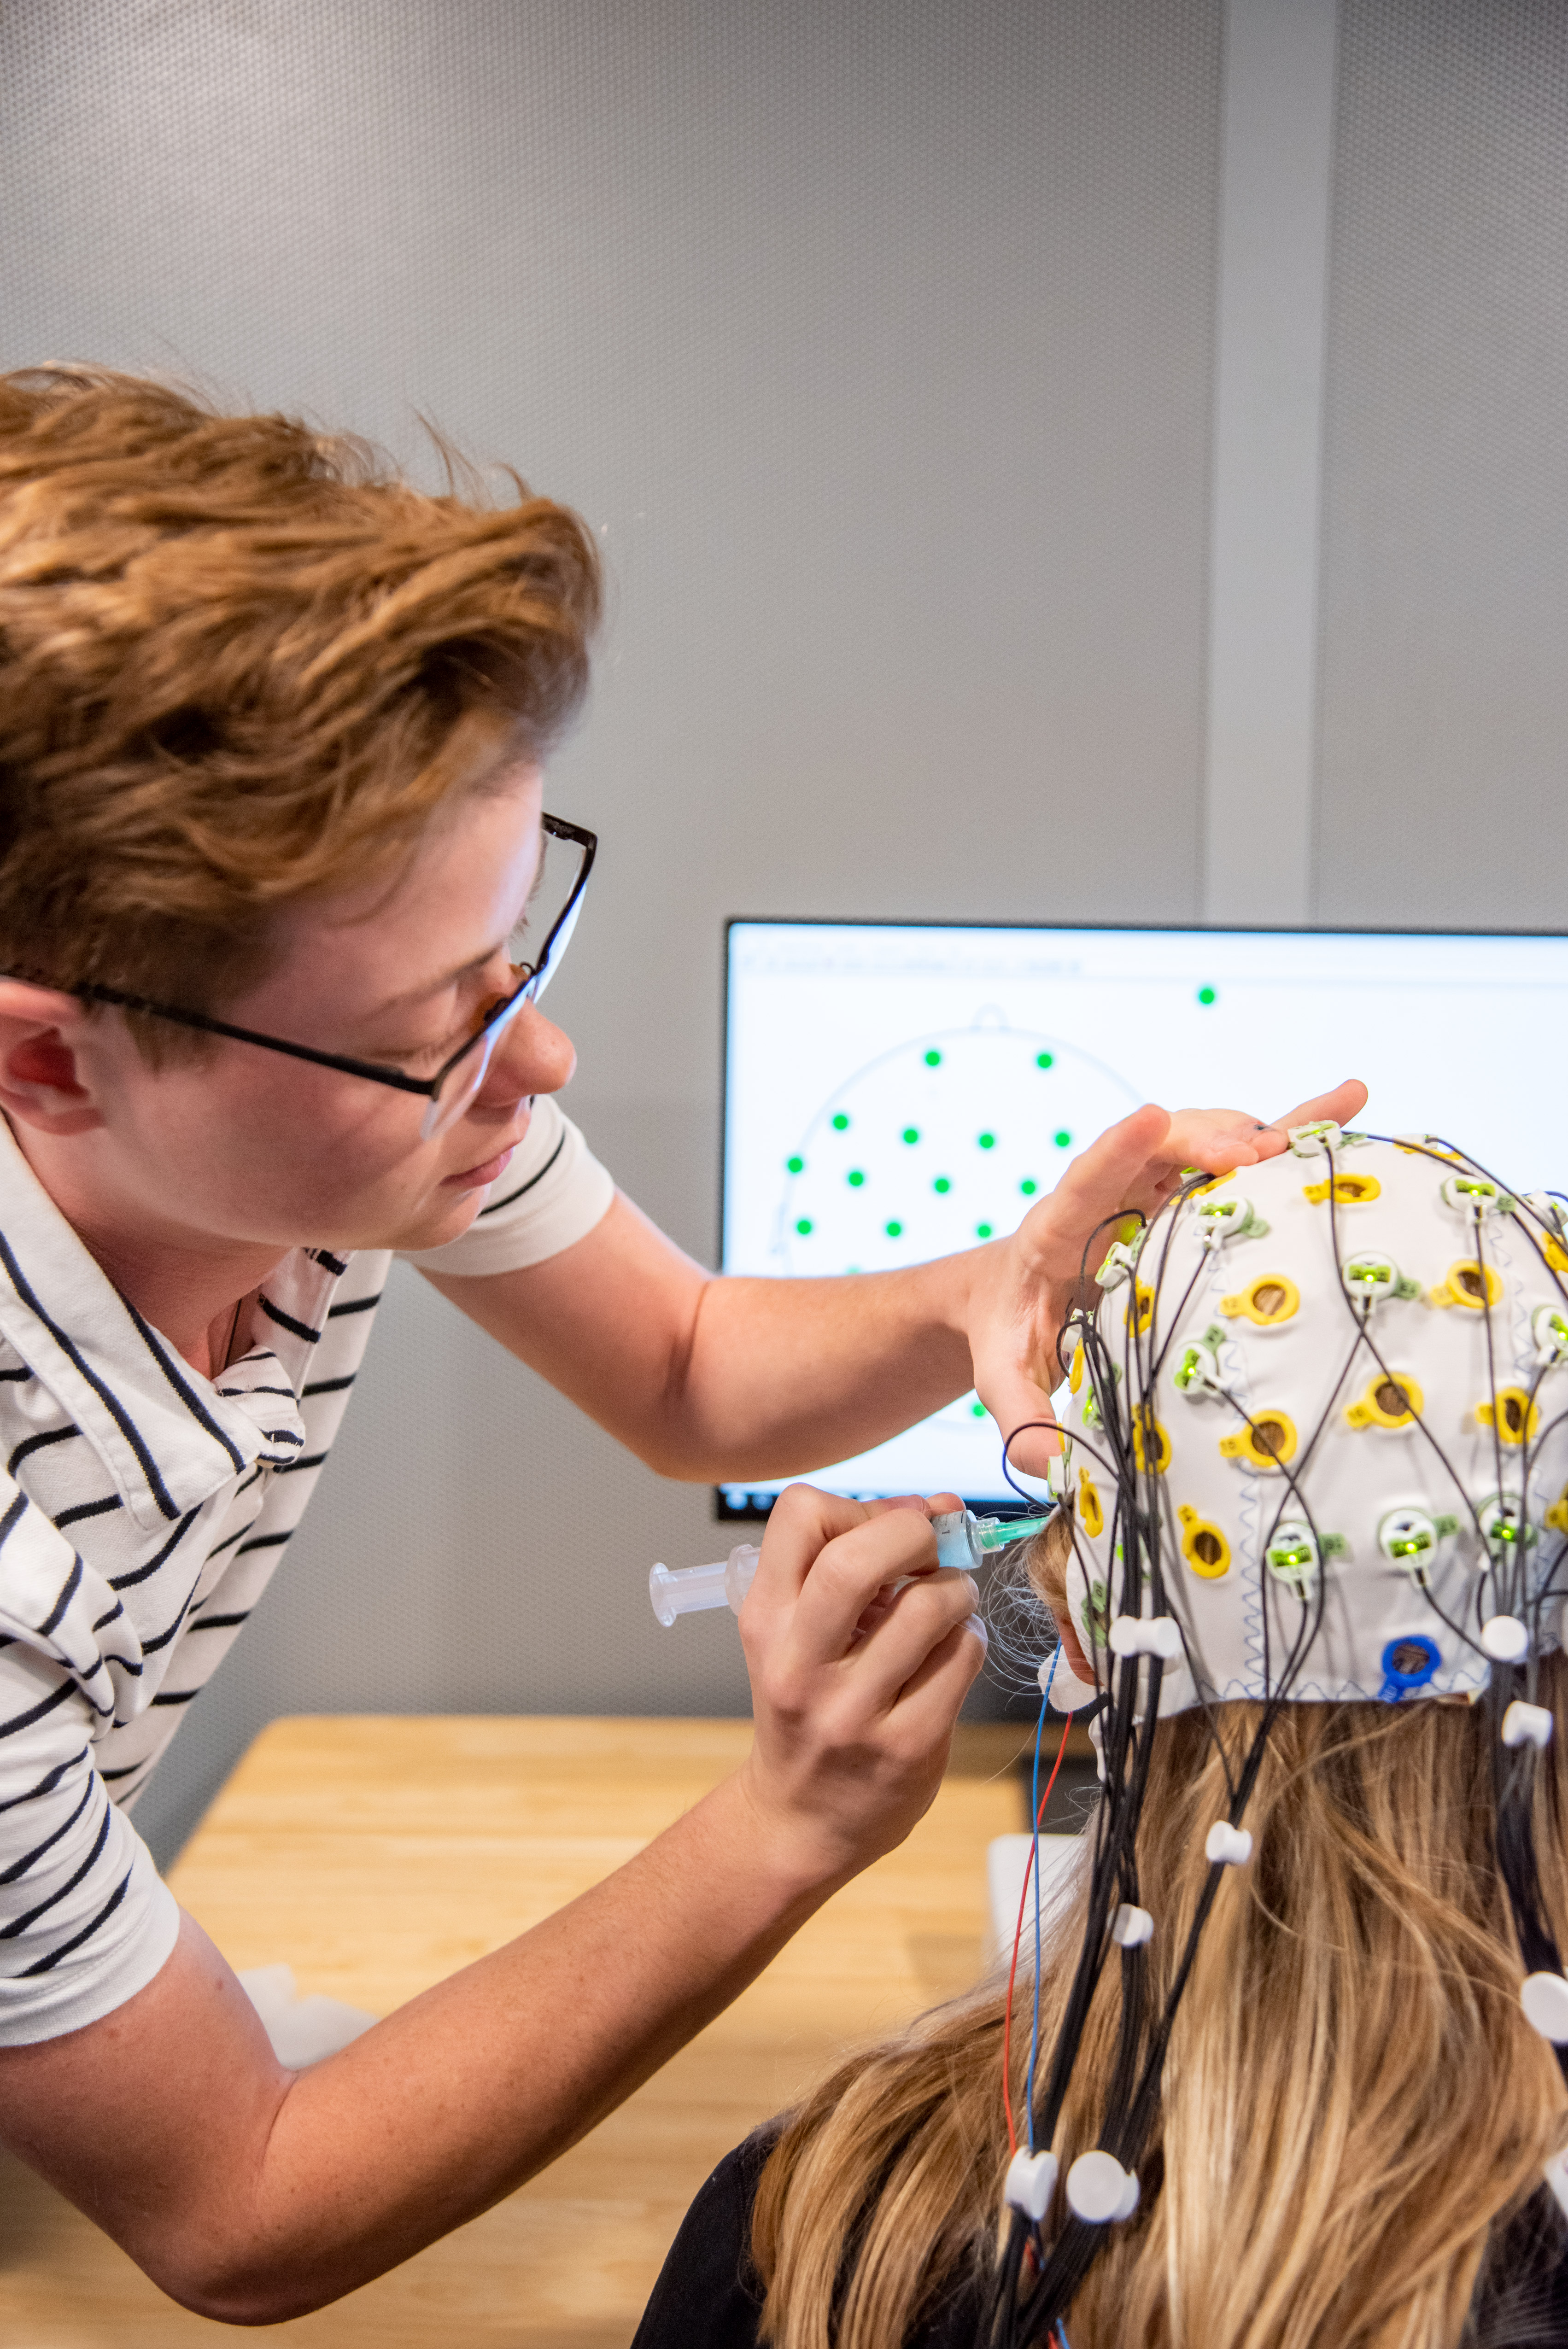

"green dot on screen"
[786,1154,804,1174]
[1054,1129,1072,1149]
[1020,1178,1038,1196]
[831,1111,850,1130]
[847,1169,865,1187]
[901,1126,920,1145]
[1036,1051,1054,1069]
[885,1219,903,1238]
[977,1131,996,1150]
[796,1217,813,1235]
[971,1401,986,1418]
[1198,985,1217,1006]
[977,1221,993,1239]
[933,1175,952,1194]
[924,1049,942,1066]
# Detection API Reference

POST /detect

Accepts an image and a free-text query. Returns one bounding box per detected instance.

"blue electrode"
[649,1506,1051,1626]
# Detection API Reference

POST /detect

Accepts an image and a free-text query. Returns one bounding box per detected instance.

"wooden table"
[0,1715,1053,2348]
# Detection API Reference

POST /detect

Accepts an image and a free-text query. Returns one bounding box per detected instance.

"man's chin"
[345,1185,491,1258]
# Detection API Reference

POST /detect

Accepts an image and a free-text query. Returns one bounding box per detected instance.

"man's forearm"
[11,1772,841,2324]
[427,1191,988,1481]
[670,1257,980,1478]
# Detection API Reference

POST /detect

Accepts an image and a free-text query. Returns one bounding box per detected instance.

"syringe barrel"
[724,1543,761,1611]
[649,1544,761,1626]
[931,1509,983,1572]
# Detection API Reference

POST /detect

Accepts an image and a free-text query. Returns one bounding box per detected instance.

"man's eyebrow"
[368,943,502,1020]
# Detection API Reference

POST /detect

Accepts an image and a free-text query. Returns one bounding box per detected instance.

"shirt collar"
[0,1119,343,1531]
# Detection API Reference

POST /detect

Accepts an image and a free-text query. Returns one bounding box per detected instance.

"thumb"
[975,1376,1064,1487]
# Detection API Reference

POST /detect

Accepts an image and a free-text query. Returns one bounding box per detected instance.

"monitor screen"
[718,919,1568,1516]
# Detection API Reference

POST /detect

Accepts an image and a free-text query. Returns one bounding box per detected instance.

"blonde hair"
[0,365,600,1048]
[753,1526,1568,2349]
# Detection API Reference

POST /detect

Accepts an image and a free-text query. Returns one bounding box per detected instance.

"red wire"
[1003,1703,1076,2156]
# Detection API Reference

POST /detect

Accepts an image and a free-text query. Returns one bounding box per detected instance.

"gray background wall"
[2,0,1566,1866]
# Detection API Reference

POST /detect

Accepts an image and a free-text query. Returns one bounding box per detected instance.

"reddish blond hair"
[0,366,600,1049]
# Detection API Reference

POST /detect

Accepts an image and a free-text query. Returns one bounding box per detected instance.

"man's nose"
[479,1000,576,1105]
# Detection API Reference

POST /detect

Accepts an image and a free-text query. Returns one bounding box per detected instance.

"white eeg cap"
[1057,1135,1568,1713]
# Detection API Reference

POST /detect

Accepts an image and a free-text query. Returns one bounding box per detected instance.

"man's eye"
[384,1027,465,1071]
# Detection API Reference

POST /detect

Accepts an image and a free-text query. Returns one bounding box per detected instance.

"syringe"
[649,1507,1053,1627]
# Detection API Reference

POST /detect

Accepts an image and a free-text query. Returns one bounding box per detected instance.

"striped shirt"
[0,1096,613,2045]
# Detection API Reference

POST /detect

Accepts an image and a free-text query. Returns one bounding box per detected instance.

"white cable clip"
[1481,1615,1530,1663]
[1533,1304,1568,1368]
[1004,2148,1058,2220]
[1502,1701,1553,1750]
[1094,1239,1141,1292]
[1065,2150,1140,2223]
[1111,1904,1154,1946]
[1205,1821,1253,1867]
[1521,1971,1568,2044]
[1107,1614,1183,1661]
[1288,1121,1342,1157]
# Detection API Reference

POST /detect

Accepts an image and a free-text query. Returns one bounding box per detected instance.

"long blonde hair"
[753,1564,1568,2349]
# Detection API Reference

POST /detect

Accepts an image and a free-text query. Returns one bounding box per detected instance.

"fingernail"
[967,1612,989,1646]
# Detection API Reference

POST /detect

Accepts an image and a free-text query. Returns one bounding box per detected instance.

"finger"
[881,1615,990,1747]
[1262,1079,1369,1141]
[789,1508,942,1656]
[971,1374,1064,1483]
[1040,1104,1172,1245]
[845,1569,985,1711]
[748,1482,873,1610]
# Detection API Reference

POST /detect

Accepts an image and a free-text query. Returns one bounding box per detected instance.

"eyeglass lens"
[418,824,588,1143]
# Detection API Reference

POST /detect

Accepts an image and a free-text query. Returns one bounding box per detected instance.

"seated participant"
[636,1127,1568,2349]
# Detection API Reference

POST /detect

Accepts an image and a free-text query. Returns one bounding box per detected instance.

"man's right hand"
[735,1483,988,1887]
[0,1483,984,2324]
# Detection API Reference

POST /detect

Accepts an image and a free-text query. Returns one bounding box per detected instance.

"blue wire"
[1025,1651,1061,2153]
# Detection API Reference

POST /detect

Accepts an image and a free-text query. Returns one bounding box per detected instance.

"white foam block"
[239,1963,379,2069]
[987,1834,1085,1966]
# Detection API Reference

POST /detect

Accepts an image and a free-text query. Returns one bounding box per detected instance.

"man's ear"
[0,983,107,1136]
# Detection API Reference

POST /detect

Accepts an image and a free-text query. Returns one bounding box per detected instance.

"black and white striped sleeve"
[0,1474,178,2043]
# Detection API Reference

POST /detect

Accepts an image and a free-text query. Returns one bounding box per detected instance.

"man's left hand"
[967,1078,1369,1481]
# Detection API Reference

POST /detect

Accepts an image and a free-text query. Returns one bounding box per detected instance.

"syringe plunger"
[649,1544,760,1627]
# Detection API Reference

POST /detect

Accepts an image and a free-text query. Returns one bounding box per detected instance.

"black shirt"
[632,2128,1568,2349]
[631,2129,986,2349]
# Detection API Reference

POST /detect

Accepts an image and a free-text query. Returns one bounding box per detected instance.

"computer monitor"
[718,919,1568,1518]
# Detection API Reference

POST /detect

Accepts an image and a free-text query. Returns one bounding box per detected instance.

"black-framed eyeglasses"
[69,812,596,1143]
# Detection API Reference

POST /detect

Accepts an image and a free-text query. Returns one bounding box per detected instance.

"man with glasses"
[0,368,1359,2319]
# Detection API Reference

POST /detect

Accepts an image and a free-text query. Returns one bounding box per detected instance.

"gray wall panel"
[1315,0,1568,928]
[6,0,1232,1864]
